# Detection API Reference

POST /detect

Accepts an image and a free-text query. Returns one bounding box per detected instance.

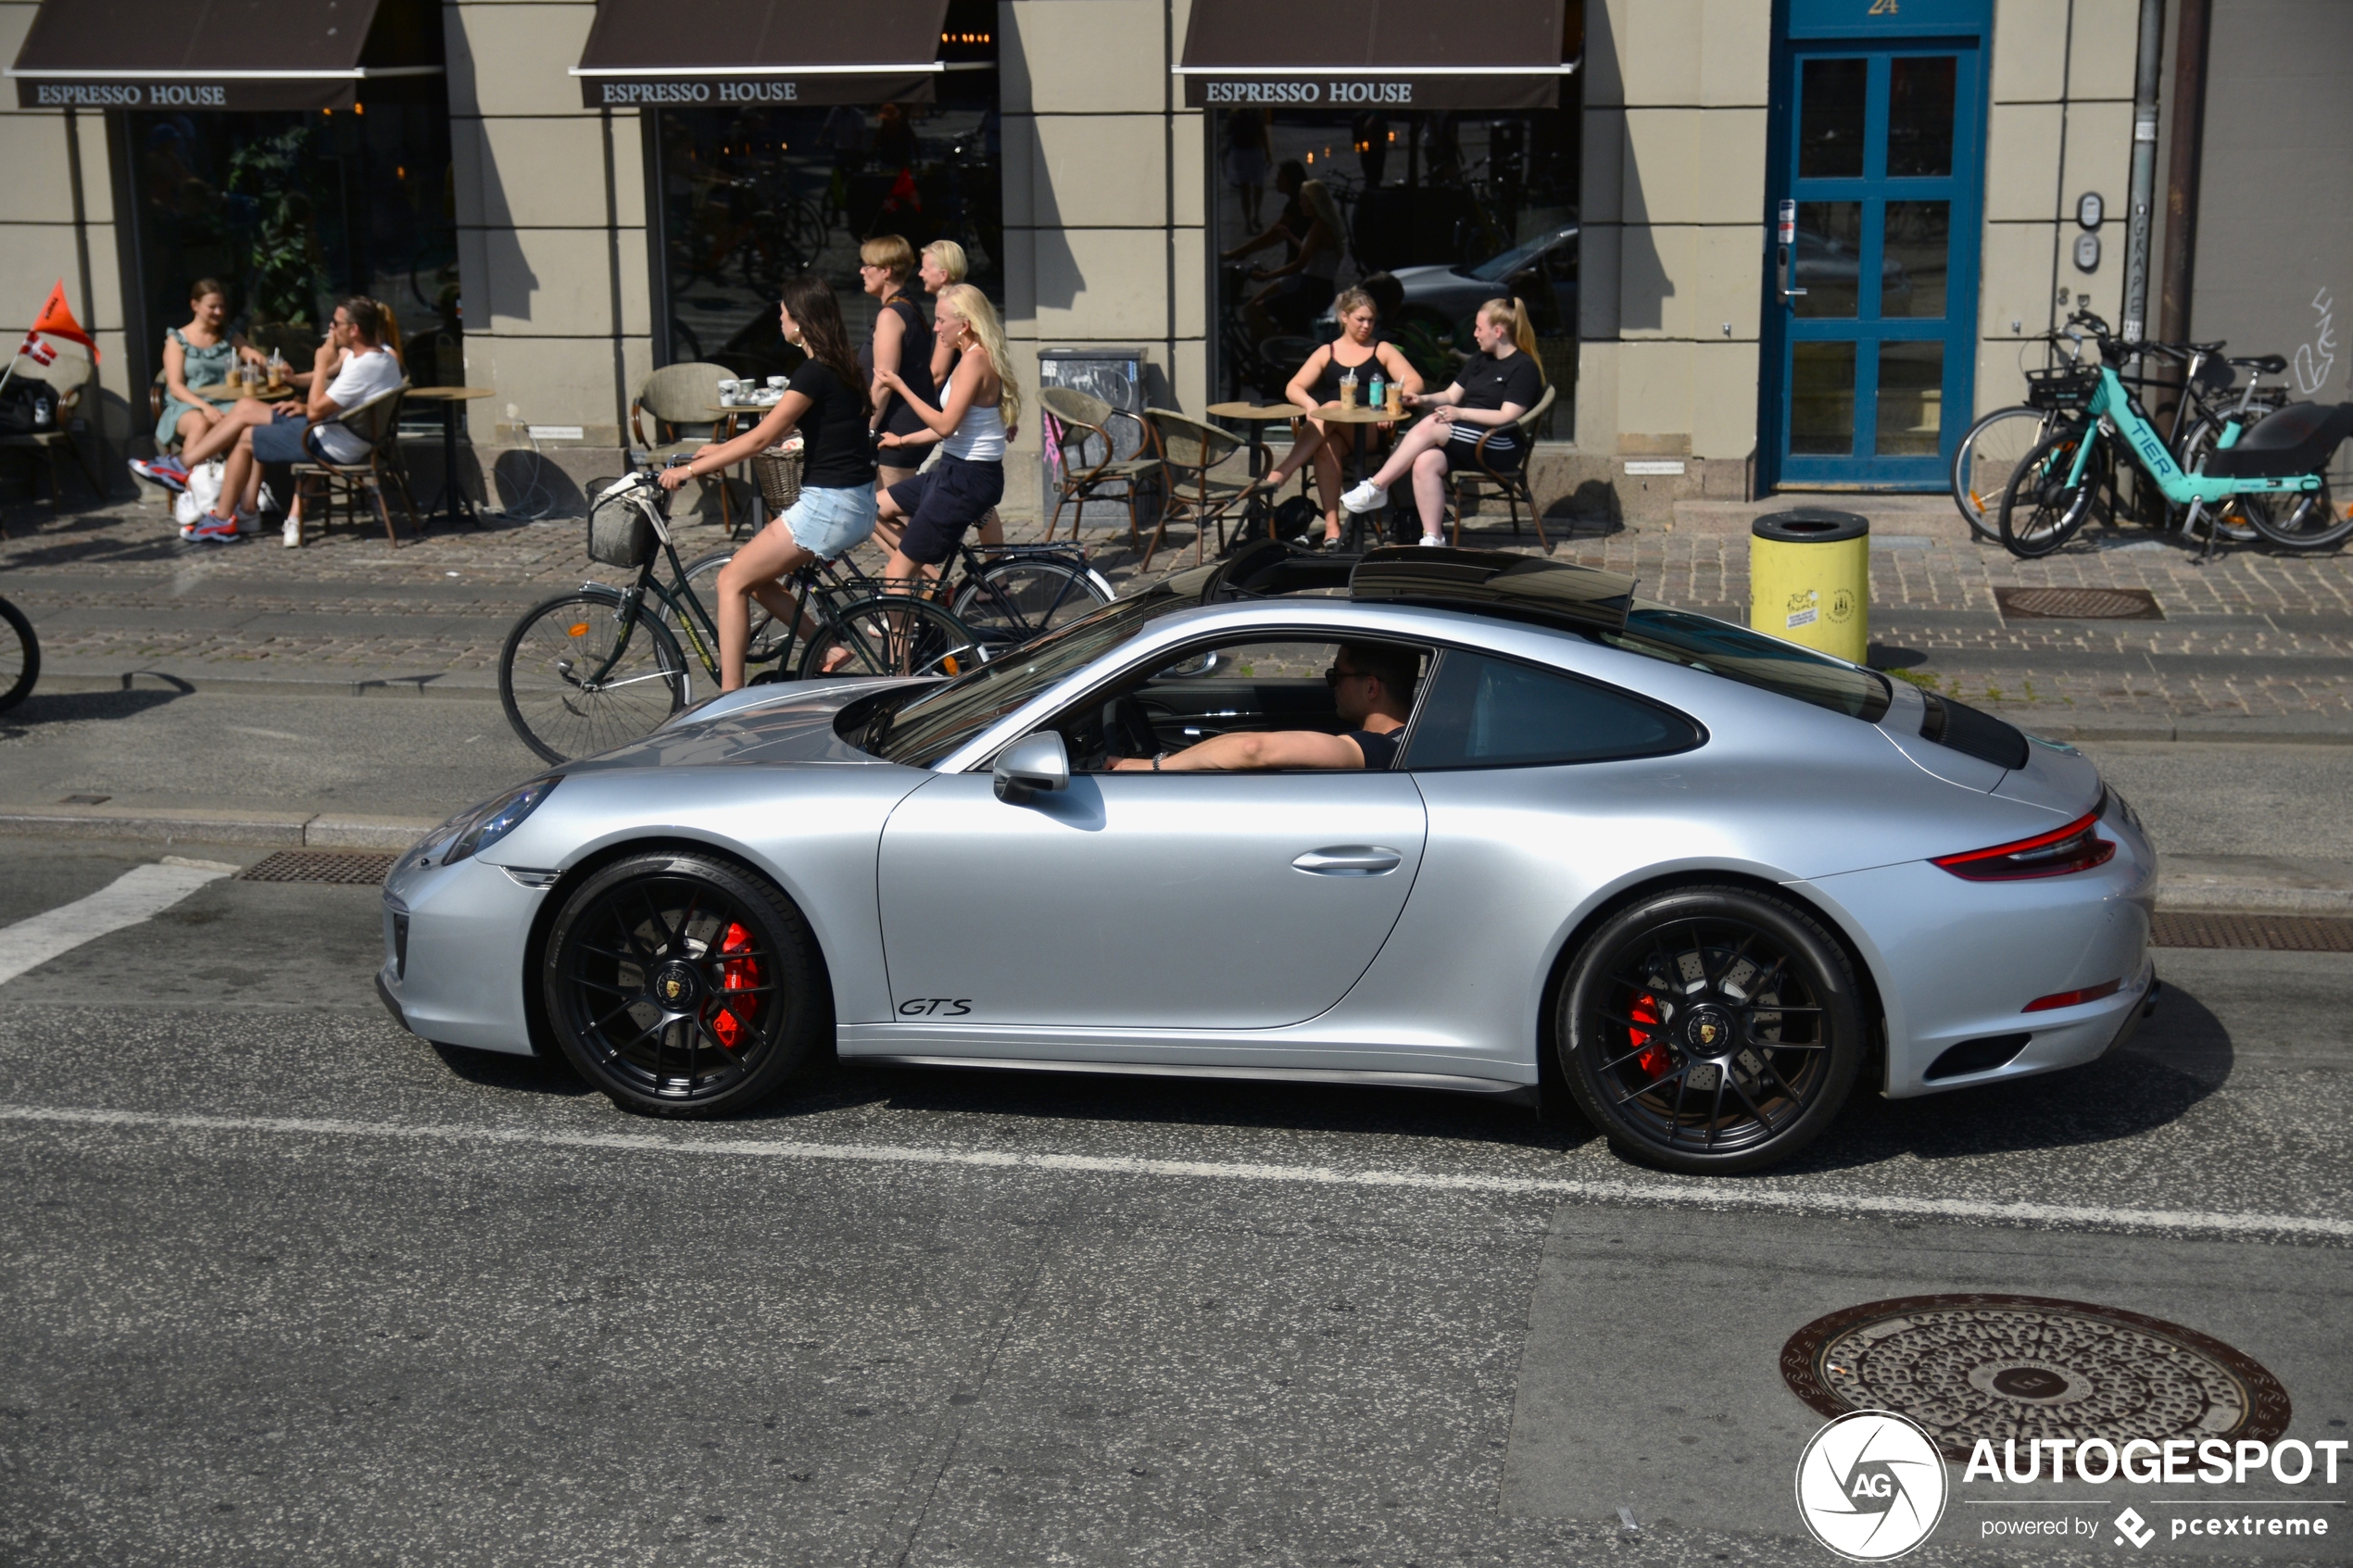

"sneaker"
[257,481,279,517]
[129,457,187,493]
[185,513,240,544]
[1340,481,1387,514]
[1288,531,1323,551]
[282,513,303,548]
[1417,533,1445,547]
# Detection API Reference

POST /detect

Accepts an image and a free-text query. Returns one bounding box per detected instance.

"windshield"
[1604,603,1891,722]
[1467,227,1571,283]
[859,577,1209,766]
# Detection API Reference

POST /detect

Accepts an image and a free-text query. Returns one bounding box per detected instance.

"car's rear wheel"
[542,851,830,1118]
[1557,886,1864,1174]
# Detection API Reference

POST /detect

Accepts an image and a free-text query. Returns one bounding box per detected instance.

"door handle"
[1292,846,1403,876]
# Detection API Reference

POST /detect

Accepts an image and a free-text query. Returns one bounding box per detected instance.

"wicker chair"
[1445,382,1557,549]
[1038,385,1157,549]
[289,383,419,546]
[631,361,736,528]
[1139,410,1256,571]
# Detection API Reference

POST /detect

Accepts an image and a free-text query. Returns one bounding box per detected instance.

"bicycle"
[1999,317,2351,560]
[497,461,985,765]
[0,592,36,714]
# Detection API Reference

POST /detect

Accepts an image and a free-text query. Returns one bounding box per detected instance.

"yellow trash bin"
[1750,508,1869,664]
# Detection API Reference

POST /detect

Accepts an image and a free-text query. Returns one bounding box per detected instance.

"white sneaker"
[1340,481,1387,514]
[1417,533,1445,547]
[282,512,303,548]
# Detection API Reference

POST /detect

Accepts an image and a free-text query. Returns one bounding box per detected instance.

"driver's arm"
[1112,729,1365,771]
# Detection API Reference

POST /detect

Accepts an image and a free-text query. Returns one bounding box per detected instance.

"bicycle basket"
[586,475,661,567]
[752,442,804,515]
[2025,364,2100,412]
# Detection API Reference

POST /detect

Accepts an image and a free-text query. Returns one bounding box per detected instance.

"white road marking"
[0,863,230,987]
[227,725,306,743]
[1,1103,2347,1241]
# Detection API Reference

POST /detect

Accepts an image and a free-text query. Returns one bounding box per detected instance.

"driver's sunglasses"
[1324,666,1368,687]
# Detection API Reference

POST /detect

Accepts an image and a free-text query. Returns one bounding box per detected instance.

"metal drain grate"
[1782,1294,2290,1461]
[238,849,397,885]
[2152,911,2353,951]
[1995,585,2164,621]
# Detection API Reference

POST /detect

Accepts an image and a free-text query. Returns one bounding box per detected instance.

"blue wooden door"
[1766,30,1983,488]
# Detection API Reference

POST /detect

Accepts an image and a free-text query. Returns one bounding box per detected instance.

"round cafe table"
[195,381,294,403]
[1312,400,1411,548]
[1205,402,1301,543]
[403,386,496,531]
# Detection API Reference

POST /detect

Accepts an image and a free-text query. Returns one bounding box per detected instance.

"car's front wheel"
[1557,886,1864,1174]
[542,851,830,1117]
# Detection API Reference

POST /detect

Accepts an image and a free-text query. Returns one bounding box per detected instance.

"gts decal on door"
[899,997,975,1017]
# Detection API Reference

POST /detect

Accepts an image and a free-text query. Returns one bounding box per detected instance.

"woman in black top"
[855,233,936,495]
[661,275,877,691]
[1255,288,1423,549]
[1338,297,1547,546]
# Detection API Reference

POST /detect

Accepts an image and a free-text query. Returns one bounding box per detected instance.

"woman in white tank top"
[871,284,1022,588]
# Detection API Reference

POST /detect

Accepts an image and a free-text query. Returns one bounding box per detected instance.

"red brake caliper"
[708,922,762,1050]
[1629,992,1668,1079]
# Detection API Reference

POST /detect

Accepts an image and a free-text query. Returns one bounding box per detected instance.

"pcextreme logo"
[1795,1411,1951,1561]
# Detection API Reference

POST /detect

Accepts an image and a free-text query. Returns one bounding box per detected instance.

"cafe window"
[123,91,460,387]
[648,0,1001,383]
[1212,105,1579,439]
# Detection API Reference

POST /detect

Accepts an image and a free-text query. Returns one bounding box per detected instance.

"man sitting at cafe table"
[1110,642,1417,772]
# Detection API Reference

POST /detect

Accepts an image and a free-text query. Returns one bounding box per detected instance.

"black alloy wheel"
[542,851,830,1117]
[1558,886,1864,1174]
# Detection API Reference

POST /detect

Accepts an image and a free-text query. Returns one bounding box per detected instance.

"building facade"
[1,0,2343,524]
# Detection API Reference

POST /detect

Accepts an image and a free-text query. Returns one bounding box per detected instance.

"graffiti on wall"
[2295,287,2338,397]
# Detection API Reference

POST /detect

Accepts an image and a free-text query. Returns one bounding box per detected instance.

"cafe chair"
[630,361,736,529]
[1446,382,1558,551]
[1139,409,1255,571]
[0,355,102,506]
[1038,385,1157,551]
[289,383,419,547]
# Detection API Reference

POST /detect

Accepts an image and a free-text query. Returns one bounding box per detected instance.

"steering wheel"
[1103,696,1160,761]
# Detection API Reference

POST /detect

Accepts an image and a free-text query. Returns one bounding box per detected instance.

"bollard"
[1750,508,1869,663]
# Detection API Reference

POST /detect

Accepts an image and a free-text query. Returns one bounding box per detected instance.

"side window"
[1404,649,1701,770]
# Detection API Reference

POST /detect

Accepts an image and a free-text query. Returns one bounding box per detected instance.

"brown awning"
[573,0,951,110]
[8,0,441,112]
[1177,0,1573,111]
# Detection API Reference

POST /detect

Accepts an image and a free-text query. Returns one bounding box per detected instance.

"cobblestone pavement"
[6,486,2352,725]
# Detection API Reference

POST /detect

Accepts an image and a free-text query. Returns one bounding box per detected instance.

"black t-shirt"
[1344,728,1400,770]
[787,359,875,490]
[1452,349,1544,420]
[855,295,937,439]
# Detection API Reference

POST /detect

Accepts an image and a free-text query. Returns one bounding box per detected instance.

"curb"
[0,804,437,850]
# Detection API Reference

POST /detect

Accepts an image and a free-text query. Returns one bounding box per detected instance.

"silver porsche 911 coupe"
[378,544,2157,1174]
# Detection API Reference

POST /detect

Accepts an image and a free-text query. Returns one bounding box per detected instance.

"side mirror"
[992,731,1070,803]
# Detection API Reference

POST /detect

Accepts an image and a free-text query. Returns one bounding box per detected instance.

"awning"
[572,0,952,110]
[8,0,442,112]
[1176,0,1574,111]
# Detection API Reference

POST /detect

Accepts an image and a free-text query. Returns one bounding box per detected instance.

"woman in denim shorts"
[659,275,877,691]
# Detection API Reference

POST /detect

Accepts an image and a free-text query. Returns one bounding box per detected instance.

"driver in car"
[1111,642,1416,771]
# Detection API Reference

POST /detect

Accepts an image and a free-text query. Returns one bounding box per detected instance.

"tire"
[0,596,37,715]
[500,588,689,766]
[675,549,793,672]
[951,558,1114,649]
[1949,406,2050,543]
[2243,435,2353,551]
[799,595,985,680]
[542,850,831,1118]
[1556,885,1865,1175]
[1998,424,2105,558]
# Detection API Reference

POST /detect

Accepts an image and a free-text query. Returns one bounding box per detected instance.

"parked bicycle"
[0,590,36,714]
[497,460,985,765]
[1999,315,2353,560]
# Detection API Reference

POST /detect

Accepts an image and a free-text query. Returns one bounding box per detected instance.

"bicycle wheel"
[500,588,689,765]
[799,596,985,681]
[1999,425,2105,558]
[0,595,38,714]
[1950,405,2051,542]
[951,558,1114,649]
[675,550,792,671]
[2244,436,2353,551]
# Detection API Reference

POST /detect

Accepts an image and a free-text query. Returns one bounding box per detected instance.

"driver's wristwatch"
[1151,751,1168,771]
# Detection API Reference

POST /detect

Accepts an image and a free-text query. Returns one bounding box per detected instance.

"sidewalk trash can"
[1750,508,1869,663]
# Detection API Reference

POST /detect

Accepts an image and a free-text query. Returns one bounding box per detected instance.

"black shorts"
[887,453,1005,566]
[1445,433,1525,474]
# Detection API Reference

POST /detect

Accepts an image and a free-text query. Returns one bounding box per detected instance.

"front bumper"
[375,851,546,1056]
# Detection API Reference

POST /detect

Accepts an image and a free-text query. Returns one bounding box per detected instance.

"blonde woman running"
[1340,297,1546,546]
[871,283,1019,589]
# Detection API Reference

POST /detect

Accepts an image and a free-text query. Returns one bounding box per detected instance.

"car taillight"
[1931,808,2114,881]
[2024,978,2122,1012]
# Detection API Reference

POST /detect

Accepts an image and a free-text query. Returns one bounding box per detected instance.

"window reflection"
[1791,342,1856,455]
[1793,201,1863,318]
[1875,341,1944,456]
[1887,56,1957,178]
[1798,57,1867,180]
[1881,201,1949,319]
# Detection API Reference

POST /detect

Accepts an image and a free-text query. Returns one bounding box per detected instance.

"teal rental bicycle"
[2001,317,2353,559]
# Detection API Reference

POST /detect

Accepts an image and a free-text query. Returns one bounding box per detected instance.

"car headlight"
[442,776,562,866]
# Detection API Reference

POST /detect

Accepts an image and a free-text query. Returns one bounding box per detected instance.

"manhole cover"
[1780,1294,2290,1461]
[2153,911,2353,952]
[1995,586,2164,621]
[238,849,397,885]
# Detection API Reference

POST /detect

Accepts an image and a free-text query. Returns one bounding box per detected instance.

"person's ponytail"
[1478,296,1543,381]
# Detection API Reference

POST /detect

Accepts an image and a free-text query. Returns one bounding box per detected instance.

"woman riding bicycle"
[659,274,876,692]
[869,283,1021,593]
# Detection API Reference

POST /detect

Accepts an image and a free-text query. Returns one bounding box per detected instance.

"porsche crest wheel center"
[1681,1004,1734,1054]
[1780,1294,2292,1461]
[652,960,702,1010]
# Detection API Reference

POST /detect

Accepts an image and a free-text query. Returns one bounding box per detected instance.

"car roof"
[1193,540,1637,639]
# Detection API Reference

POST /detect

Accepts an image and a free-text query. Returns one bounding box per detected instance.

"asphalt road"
[0,835,2347,1566]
